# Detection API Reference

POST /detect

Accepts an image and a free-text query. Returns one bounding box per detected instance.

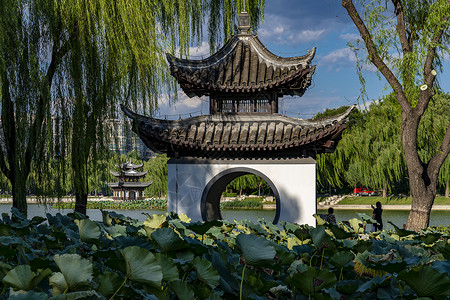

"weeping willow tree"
[0,0,265,216]
[343,0,450,230]
[316,99,407,196]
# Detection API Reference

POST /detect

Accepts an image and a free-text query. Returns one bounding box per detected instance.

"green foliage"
[316,92,450,195]
[144,154,169,198]
[52,199,168,210]
[1,208,449,298]
[220,198,263,209]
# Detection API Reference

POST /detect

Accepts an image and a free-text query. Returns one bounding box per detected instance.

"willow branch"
[392,0,412,53]
[342,0,410,110]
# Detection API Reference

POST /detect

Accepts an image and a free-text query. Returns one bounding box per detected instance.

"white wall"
[167,158,316,226]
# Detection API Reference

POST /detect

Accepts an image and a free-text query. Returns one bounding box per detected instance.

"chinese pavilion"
[122,12,354,225]
[107,160,152,200]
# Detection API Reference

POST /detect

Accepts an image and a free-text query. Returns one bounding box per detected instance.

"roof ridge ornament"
[238,11,251,34]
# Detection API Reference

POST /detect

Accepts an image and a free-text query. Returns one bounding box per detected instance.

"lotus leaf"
[330,251,354,268]
[74,219,100,244]
[210,250,239,293]
[287,236,303,249]
[0,236,23,245]
[178,213,191,223]
[335,280,361,295]
[236,234,276,267]
[52,254,93,293]
[310,226,333,249]
[154,253,179,282]
[143,214,166,229]
[388,221,416,237]
[2,265,47,291]
[432,260,450,276]
[313,214,327,225]
[150,227,186,252]
[348,218,364,234]
[50,290,101,299]
[168,280,195,300]
[288,266,337,295]
[355,275,390,293]
[193,257,220,289]
[357,213,378,224]
[120,246,162,287]
[186,220,223,235]
[327,224,354,239]
[96,271,123,298]
[354,251,389,277]
[7,290,49,299]
[101,210,113,226]
[49,272,68,295]
[30,216,46,226]
[398,266,450,297]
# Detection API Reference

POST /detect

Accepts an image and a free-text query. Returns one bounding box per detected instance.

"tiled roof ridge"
[166,34,317,97]
[166,35,316,70]
[121,105,355,157]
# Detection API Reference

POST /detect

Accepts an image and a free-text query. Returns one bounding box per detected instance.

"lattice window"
[216,96,272,113]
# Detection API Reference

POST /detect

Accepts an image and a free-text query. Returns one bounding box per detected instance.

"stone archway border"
[200,167,281,224]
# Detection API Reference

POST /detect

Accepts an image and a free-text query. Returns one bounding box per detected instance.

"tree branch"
[416,14,449,116]
[428,124,450,183]
[342,0,410,110]
[24,34,70,174]
[391,0,412,53]
[0,73,14,180]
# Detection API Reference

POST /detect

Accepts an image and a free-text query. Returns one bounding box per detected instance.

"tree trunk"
[74,192,88,216]
[446,182,449,198]
[11,173,27,217]
[382,182,388,198]
[402,115,438,230]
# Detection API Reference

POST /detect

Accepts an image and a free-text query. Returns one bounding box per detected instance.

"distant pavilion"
[107,160,152,200]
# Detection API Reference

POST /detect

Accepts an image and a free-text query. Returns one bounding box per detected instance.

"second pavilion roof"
[166,29,316,98]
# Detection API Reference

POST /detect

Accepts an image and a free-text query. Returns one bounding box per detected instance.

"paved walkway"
[319,204,450,210]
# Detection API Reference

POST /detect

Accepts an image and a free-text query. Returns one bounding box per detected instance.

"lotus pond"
[0,208,449,299]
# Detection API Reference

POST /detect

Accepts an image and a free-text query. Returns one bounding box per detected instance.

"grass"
[337,196,450,205]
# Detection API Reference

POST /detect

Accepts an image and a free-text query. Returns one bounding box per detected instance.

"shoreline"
[318,204,450,211]
[1,198,450,211]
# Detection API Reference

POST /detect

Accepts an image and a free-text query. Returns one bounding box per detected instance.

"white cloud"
[289,29,327,43]
[259,13,331,46]
[320,47,356,65]
[156,91,206,118]
[339,33,360,42]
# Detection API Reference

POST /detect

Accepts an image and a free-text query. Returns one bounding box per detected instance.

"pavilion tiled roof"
[122,105,355,159]
[166,34,316,98]
[107,182,152,189]
[110,170,148,178]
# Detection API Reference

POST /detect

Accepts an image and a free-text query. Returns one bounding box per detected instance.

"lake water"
[0,204,448,229]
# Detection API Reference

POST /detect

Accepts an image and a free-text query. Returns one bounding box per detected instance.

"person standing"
[326,207,337,225]
[371,201,383,231]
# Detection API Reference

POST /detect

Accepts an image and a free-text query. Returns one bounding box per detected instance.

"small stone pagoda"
[107,160,152,200]
[123,12,354,225]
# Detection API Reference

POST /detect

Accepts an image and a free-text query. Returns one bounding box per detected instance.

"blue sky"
[156,0,450,118]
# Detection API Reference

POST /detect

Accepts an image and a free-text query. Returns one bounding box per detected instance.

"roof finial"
[238,11,251,34]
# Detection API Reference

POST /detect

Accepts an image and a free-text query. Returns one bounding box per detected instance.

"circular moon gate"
[200,167,281,224]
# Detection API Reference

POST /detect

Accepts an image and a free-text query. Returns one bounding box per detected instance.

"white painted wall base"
[167,158,317,226]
